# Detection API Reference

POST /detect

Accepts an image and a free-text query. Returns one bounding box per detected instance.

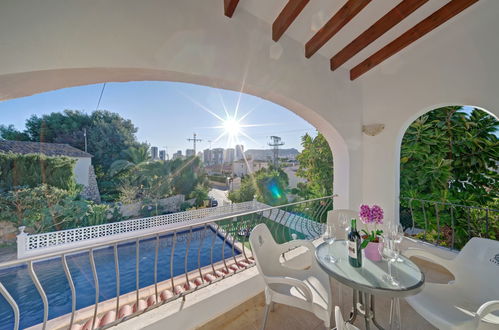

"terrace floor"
[198,258,453,330]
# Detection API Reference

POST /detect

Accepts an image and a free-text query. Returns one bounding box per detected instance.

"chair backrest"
[249,223,286,278]
[453,237,499,302]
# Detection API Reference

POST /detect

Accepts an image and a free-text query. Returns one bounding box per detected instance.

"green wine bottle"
[348,219,362,268]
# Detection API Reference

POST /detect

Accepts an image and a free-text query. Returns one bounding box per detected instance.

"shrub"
[0,153,77,191]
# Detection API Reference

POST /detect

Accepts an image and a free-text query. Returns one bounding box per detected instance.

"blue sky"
[0,81,317,155]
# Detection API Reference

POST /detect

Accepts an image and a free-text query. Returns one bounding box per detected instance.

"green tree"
[0,124,30,141]
[4,110,142,198]
[228,167,288,206]
[190,184,209,207]
[400,106,499,247]
[401,107,498,204]
[296,132,334,198]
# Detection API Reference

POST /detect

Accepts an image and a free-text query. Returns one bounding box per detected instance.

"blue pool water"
[0,227,239,330]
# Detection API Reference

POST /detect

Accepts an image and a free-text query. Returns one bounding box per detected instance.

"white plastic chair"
[249,224,333,329]
[404,237,499,330]
[335,306,360,330]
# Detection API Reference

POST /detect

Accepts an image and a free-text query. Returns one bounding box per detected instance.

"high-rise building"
[172,150,182,160]
[203,148,212,165]
[212,148,224,165]
[186,149,195,157]
[224,148,235,163]
[159,150,166,160]
[150,146,159,160]
[235,144,244,161]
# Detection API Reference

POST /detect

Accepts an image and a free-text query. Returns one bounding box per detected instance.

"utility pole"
[83,128,88,153]
[187,133,202,154]
[268,136,284,168]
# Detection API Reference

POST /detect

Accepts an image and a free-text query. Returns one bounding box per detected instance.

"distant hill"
[244,148,299,161]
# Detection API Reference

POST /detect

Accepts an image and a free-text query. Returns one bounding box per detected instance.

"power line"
[95,83,106,111]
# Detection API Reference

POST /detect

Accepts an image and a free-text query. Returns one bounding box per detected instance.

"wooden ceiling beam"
[350,0,479,80]
[331,0,430,71]
[273,0,310,42]
[224,0,240,18]
[305,0,371,58]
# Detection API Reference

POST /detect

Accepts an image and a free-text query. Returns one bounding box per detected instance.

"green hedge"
[0,152,77,191]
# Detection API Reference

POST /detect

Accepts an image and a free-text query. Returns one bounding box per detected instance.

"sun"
[222,117,241,136]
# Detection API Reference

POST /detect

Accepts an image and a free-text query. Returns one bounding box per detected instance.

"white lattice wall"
[17,201,257,258]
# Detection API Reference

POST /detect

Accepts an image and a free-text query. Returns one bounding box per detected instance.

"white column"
[16,226,28,259]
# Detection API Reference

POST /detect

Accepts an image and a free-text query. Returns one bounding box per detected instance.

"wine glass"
[391,223,405,262]
[378,236,399,287]
[323,224,338,263]
[339,214,349,245]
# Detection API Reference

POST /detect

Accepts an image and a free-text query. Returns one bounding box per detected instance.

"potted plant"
[359,204,384,261]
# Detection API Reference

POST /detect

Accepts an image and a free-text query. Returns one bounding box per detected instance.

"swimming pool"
[0,226,239,330]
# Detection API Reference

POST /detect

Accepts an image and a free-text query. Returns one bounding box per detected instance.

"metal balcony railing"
[0,196,334,330]
[400,197,498,250]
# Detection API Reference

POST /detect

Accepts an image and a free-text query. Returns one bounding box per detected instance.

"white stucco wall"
[73,157,90,187]
[0,0,498,223]
[356,0,499,221]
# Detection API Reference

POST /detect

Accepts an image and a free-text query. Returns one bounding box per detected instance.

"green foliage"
[190,184,209,207]
[0,124,30,141]
[228,179,257,203]
[208,175,227,183]
[0,153,77,191]
[400,106,499,248]
[1,109,143,199]
[228,167,288,206]
[296,132,334,199]
[0,184,116,233]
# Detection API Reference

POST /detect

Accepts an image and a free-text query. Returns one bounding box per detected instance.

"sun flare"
[222,118,241,136]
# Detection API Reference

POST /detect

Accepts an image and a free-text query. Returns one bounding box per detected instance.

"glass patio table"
[315,240,425,330]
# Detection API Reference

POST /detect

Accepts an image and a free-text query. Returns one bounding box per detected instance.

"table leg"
[371,295,385,330]
[348,289,358,323]
[389,298,401,330]
[363,292,371,330]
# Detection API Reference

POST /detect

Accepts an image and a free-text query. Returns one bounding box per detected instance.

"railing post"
[17,226,28,259]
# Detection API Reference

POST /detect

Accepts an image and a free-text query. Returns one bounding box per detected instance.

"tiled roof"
[0,140,92,158]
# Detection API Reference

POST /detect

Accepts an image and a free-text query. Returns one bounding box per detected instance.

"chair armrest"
[403,248,455,272]
[265,275,313,303]
[279,239,316,253]
[476,300,499,320]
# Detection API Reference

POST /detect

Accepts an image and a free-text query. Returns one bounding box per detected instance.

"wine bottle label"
[348,241,357,259]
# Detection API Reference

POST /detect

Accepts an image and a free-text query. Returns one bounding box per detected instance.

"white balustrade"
[17,201,257,258]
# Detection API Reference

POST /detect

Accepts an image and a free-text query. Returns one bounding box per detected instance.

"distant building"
[159,150,166,160]
[0,140,100,202]
[186,149,195,157]
[150,146,159,160]
[197,151,203,160]
[172,150,182,160]
[224,148,235,163]
[232,159,269,177]
[235,144,244,160]
[244,148,299,161]
[212,148,224,165]
[203,148,212,165]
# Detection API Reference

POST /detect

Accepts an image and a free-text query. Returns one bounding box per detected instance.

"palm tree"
[109,144,151,177]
